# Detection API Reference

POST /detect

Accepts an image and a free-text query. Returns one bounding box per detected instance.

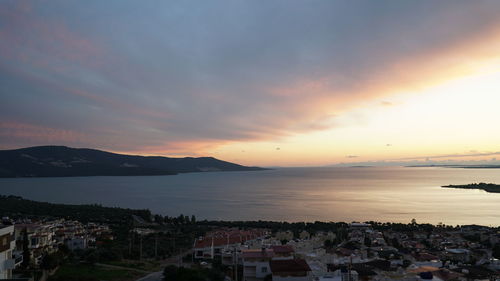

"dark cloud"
[395,151,500,161]
[2,0,500,153]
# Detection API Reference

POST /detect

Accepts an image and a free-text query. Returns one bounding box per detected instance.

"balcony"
[3,258,15,270]
[14,254,23,266]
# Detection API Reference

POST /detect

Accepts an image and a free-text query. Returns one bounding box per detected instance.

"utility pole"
[234,246,238,281]
[128,231,132,257]
[139,235,143,260]
[154,234,158,259]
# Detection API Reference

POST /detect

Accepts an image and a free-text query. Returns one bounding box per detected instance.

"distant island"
[0,145,266,178]
[442,182,500,193]
[408,164,500,169]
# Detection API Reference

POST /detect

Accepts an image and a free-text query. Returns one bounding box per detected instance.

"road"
[134,249,192,281]
[135,271,164,281]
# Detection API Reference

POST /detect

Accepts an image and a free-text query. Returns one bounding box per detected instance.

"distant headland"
[0,145,266,178]
[442,182,500,193]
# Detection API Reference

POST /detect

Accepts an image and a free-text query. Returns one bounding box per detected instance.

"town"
[2,210,500,281]
[190,222,500,281]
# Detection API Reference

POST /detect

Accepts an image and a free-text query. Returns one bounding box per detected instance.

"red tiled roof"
[270,259,311,273]
[271,245,294,254]
[242,249,274,259]
[414,252,439,261]
[336,247,354,256]
[193,229,265,249]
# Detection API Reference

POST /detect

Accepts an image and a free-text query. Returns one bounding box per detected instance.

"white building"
[242,248,274,281]
[0,225,16,279]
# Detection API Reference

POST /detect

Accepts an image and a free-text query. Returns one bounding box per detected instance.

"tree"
[178,214,185,224]
[155,214,164,224]
[21,228,30,267]
[364,236,372,247]
[83,249,98,264]
[493,243,500,259]
[392,237,401,249]
[163,265,224,281]
[40,252,59,271]
[191,215,196,224]
[324,239,333,249]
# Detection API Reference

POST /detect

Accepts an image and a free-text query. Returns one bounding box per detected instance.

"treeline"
[153,214,196,225]
[0,195,151,224]
[196,219,463,237]
[197,220,349,236]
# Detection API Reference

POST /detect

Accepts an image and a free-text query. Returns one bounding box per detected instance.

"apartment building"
[242,248,274,281]
[0,225,15,279]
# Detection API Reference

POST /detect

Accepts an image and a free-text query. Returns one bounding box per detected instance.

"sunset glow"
[2,0,500,166]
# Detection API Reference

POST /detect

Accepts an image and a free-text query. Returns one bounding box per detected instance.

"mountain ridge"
[0,145,265,178]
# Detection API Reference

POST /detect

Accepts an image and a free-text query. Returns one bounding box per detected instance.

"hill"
[0,146,265,177]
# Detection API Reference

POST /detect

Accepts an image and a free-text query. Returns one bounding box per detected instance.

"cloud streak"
[394,152,500,161]
[2,0,500,155]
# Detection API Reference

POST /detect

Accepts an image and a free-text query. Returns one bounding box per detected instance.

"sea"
[1,166,500,226]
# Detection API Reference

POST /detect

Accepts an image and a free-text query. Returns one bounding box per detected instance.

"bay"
[1,166,500,225]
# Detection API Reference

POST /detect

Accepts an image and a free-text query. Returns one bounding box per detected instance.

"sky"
[1,0,500,166]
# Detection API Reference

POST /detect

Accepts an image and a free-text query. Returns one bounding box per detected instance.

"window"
[261,267,267,273]
[2,237,7,246]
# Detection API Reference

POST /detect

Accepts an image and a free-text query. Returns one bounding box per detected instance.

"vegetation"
[493,243,500,260]
[0,195,151,224]
[442,183,500,193]
[21,227,31,267]
[163,265,225,281]
[48,264,143,281]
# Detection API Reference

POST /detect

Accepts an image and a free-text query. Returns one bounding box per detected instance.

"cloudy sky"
[2,0,500,166]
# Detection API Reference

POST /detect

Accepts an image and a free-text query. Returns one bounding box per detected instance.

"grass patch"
[106,260,162,271]
[48,264,144,281]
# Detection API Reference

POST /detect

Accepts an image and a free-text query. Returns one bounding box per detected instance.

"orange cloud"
[0,121,86,145]
[264,22,500,137]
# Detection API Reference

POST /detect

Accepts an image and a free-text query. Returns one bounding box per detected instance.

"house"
[271,245,295,260]
[193,229,266,260]
[445,248,470,263]
[270,259,312,281]
[14,223,57,265]
[349,223,371,231]
[65,237,88,251]
[0,225,16,279]
[242,248,274,281]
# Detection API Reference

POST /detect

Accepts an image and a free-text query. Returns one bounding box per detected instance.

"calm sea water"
[1,167,500,226]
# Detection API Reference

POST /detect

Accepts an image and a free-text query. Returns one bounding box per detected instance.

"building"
[193,229,266,260]
[444,248,470,263]
[14,223,57,265]
[65,237,88,251]
[349,223,371,231]
[242,248,274,281]
[271,245,295,260]
[0,225,16,279]
[270,259,312,281]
